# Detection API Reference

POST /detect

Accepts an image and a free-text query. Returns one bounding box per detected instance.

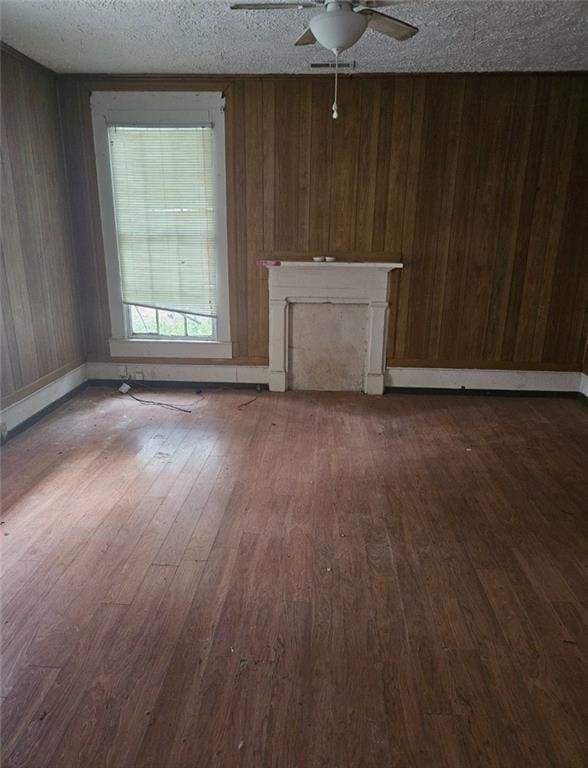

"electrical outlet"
[118,365,128,380]
[131,371,144,381]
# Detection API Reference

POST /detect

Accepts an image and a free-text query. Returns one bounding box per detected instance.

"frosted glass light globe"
[309,4,368,53]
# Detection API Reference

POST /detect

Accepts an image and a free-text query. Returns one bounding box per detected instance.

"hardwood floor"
[1,387,586,767]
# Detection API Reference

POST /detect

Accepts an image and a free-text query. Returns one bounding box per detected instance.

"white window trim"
[91,91,232,359]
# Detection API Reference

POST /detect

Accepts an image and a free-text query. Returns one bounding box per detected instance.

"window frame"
[91,91,232,359]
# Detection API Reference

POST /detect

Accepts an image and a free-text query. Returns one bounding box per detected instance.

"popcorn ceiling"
[2,0,587,74]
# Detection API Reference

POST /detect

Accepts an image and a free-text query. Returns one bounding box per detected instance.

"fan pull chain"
[332,51,339,120]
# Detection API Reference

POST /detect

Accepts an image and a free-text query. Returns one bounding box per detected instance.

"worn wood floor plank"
[1,387,586,768]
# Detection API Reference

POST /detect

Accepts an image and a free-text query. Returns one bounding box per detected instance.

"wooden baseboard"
[0,364,88,438]
[86,361,268,385]
[386,359,580,372]
[1,360,86,409]
[384,367,580,393]
[2,363,584,442]
[89,361,583,394]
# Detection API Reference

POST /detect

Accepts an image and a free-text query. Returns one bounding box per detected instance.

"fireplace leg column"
[269,298,288,392]
[365,300,389,395]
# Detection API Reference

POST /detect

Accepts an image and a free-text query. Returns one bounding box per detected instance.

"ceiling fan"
[230,1,418,118]
[229,1,418,55]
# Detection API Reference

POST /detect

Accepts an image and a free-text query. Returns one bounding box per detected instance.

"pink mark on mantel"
[256,259,282,268]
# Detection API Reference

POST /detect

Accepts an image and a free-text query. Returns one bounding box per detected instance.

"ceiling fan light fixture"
[309,3,368,53]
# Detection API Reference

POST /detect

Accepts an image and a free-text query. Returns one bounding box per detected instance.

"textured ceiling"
[1,0,587,74]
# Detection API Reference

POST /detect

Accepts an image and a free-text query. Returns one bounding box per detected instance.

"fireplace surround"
[263,261,403,394]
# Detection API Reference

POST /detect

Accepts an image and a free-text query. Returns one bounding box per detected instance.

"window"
[91,92,231,359]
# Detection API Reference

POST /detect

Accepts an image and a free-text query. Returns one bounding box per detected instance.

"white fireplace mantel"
[262,261,403,394]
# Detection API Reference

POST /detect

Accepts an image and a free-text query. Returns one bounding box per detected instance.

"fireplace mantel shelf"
[260,261,403,270]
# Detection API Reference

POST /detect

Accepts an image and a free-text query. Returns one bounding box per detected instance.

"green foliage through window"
[128,304,214,339]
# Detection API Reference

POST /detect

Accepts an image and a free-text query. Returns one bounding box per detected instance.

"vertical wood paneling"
[274,81,304,252]
[515,79,573,361]
[460,79,514,362]
[408,77,453,359]
[1,48,83,405]
[542,86,588,366]
[501,79,550,362]
[1,132,40,387]
[243,80,265,359]
[531,79,582,361]
[370,79,395,254]
[383,78,412,256]
[393,78,425,359]
[298,82,313,253]
[308,79,333,253]
[328,78,362,252]
[58,72,588,372]
[446,78,484,362]
[262,80,275,254]
[430,78,464,359]
[482,78,536,361]
[228,81,249,357]
[354,79,381,253]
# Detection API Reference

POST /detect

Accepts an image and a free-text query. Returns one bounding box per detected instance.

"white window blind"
[108,125,217,319]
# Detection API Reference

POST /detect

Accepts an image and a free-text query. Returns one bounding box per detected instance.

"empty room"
[1,1,587,766]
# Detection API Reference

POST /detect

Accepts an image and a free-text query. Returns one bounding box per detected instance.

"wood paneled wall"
[58,73,588,370]
[1,47,84,406]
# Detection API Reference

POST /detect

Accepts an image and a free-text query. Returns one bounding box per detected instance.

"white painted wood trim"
[274,262,404,269]
[365,301,389,394]
[268,299,288,392]
[0,364,88,435]
[266,262,403,394]
[91,90,231,347]
[385,367,581,392]
[108,338,233,359]
[93,365,579,392]
[1,363,582,440]
[87,362,268,385]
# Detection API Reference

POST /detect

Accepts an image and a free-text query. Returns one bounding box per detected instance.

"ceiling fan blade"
[355,7,418,40]
[359,1,408,6]
[294,26,317,46]
[230,2,315,9]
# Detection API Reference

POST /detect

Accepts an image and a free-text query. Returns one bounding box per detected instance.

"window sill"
[108,338,233,359]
